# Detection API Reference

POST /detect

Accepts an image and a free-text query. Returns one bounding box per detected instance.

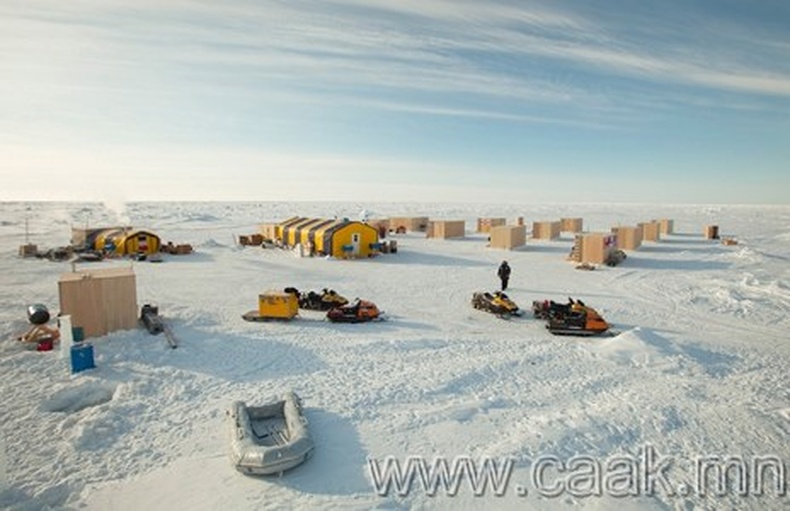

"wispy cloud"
[1,0,788,203]
[4,0,789,124]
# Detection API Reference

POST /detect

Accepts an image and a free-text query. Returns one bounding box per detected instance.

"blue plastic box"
[70,343,95,374]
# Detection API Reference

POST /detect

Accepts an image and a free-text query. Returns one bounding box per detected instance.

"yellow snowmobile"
[471,291,522,319]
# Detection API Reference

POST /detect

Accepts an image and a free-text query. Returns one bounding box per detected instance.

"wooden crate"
[639,221,661,242]
[611,226,643,250]
[532,221,561,240]
[489,225,526,250]
[560,218,583,233]
[658,219,674,235]
[18,244,38,258]
[58,267,138,339]
[426,220,465,239]
[389,217,429,233]
[574,233,618,264]
[476,218,506,233]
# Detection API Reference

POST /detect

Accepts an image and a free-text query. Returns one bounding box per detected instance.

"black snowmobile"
[284,287,349,311]
[326,299,382,323]
[532,298,611,336]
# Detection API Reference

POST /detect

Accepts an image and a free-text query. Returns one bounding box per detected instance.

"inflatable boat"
[228,392,314,475]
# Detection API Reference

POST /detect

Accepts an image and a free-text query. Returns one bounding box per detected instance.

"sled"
[243,291,299,322]
[242,311,297,322]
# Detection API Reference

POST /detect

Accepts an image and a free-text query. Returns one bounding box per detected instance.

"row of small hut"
[239,215,725,265]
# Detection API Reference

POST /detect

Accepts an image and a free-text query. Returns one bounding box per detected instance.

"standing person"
[497,260,511,291]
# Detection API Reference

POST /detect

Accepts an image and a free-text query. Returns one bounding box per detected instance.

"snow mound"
[184,213,220,223]
[41,381,117,413]
[585,327,680,368]
[198,238,226,248]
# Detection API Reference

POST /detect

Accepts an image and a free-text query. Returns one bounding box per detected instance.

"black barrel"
[27,304,50,325]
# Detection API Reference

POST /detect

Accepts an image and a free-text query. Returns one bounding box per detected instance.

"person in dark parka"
[497,261,511,291]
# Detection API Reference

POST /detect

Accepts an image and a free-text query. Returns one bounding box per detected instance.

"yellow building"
[94,228,161,256]
[268,217,380,258]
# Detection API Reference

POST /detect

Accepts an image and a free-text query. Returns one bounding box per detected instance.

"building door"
[351,233,360,255]
[138,233,149,254]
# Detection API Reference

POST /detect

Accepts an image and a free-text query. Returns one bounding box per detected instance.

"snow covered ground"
[0,201,788,510]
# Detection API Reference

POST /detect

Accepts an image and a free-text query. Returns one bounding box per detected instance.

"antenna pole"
[24,206,31,244]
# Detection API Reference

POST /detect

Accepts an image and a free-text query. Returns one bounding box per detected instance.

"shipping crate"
[258,292,298,320]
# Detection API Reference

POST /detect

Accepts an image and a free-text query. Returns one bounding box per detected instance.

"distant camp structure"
[533,221,561,240]
[476,218,506,233]
[426,220,465,239]
[560,218,583,233]
[489,225,526,250]
[611,225,643,251]
[638,221,661,242]
[261,217,381,258]
[388,217,429,234]
[569,232,625,266]
[72,227,161,256]
[658,219,674,235]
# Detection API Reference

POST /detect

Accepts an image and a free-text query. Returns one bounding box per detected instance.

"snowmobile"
[532,298,573,320]
[302,288,349,311]
[471,291,522,319]
[284,287,349,311]
[532,298,610,336]
[326,299,382,323]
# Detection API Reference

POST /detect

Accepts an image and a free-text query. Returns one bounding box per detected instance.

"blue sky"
[1,0,788,203]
